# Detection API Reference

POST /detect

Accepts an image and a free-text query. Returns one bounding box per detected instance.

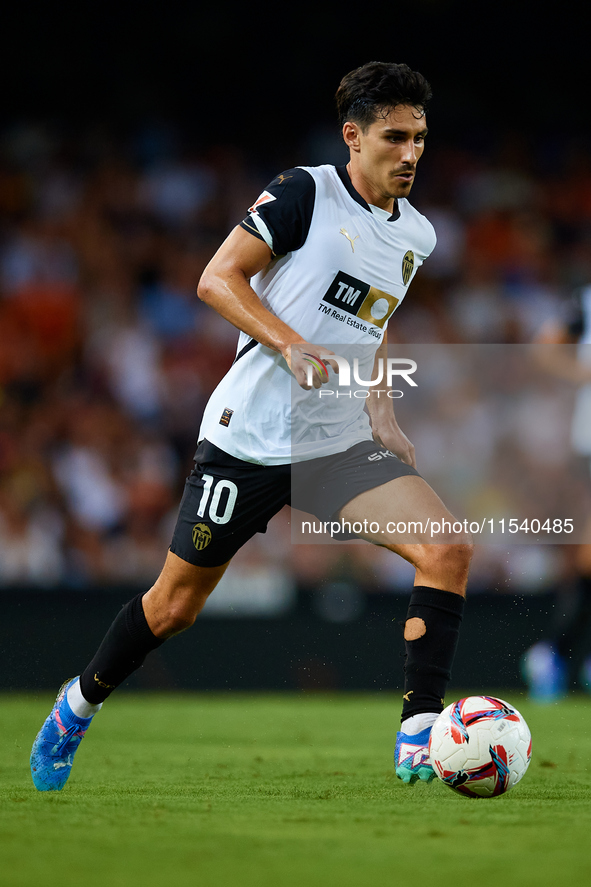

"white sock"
[67,678,103,719]
[401,712,439,735]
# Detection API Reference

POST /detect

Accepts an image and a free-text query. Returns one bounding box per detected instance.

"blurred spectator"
[140,154,216,230]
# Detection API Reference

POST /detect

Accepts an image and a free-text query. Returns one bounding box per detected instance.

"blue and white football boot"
[30,678,94,791]
[394,726,436,783]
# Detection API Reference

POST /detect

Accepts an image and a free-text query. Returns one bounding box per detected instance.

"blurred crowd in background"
[1,120,591,603]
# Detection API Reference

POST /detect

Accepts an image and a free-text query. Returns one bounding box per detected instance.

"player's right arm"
[197,226,336,389]
[198,168,337,390]
[197,224,297,356]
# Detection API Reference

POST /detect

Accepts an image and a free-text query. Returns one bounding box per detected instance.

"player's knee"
[452,540,474,574]
[164,607,198,634]
[418,540,473,584]
[160,593,207,634]
[145,581,211,637]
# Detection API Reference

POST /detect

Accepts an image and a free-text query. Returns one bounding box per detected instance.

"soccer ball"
[429,696,532,798]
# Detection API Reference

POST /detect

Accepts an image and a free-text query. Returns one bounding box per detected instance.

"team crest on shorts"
[192,522,212,550]
[402,250,414,285]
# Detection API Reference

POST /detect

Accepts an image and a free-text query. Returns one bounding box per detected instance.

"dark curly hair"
[335,61,432,131]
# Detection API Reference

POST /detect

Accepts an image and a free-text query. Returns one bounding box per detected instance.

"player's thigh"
[338,474,470,548]
[340,476,472,586]
[151,440,289,632]
[169,439,290,569]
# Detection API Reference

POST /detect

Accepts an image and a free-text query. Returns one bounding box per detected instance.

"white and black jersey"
[198,164,436,465]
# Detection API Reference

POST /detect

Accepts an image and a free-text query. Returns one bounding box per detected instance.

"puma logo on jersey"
[340,227,360,252]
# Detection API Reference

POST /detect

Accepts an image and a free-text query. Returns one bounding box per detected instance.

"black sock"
[401,586,465,723]
[79,593,166,704]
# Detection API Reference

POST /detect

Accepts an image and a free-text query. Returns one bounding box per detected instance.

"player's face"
[346,104,428,202]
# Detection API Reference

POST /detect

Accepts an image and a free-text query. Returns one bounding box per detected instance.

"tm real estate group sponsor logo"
[319,270,400,338]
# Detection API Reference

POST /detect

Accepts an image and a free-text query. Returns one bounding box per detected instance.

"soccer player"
[522,287,591,700]
[30,62,472,790]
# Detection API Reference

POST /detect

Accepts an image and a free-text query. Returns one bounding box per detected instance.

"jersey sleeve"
[240,168,316,256]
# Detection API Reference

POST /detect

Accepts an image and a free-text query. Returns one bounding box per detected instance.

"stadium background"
[1,0,590,690]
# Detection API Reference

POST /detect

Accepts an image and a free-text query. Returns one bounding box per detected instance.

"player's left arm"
[366,333,417,468]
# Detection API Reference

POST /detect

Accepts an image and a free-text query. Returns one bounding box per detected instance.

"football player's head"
[337,63,431,200]
[335,61,431,133]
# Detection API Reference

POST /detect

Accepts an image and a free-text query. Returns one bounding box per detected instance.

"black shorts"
[169,439,420,567]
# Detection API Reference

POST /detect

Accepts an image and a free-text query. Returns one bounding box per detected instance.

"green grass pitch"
[1,692,590,887]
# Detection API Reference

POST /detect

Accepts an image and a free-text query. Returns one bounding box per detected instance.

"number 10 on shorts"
[197,474,238,525]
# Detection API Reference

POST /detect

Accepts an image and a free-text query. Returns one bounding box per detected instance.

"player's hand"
[372,419,416,469]
[285,344,340,390]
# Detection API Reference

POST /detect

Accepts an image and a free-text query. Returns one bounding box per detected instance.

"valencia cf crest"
[192,523,212,550]
[402,250,414,285]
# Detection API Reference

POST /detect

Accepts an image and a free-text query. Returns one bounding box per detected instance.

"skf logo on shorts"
[402,250,414,285]
[192,523,212,550]
[367,450,398,462]
[219,408,234,427]
[322,271,399,329]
